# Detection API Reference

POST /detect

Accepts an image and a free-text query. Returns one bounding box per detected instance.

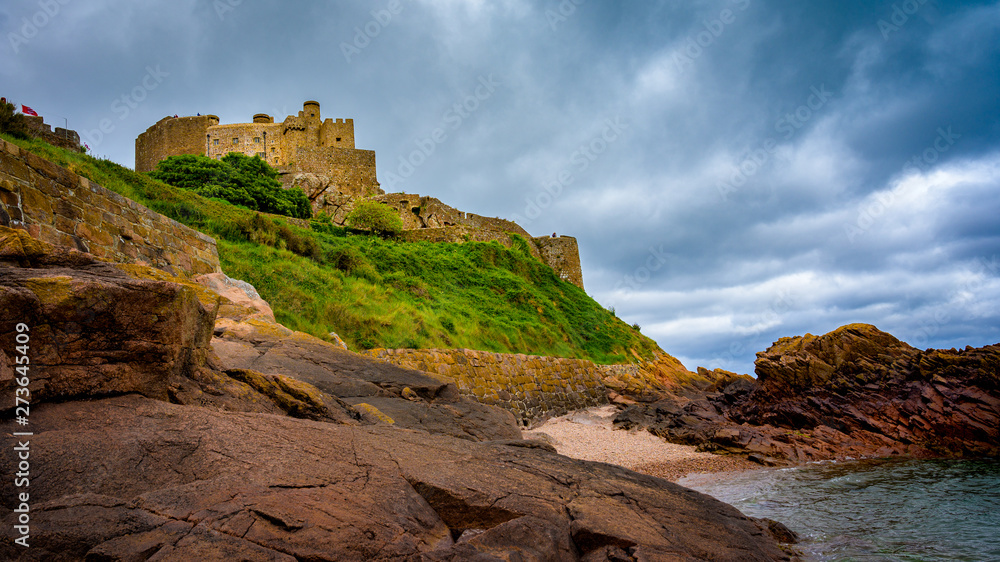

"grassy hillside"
[2,134,661,363]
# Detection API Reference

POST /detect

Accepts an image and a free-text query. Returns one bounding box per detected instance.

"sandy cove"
[524,405,760,482]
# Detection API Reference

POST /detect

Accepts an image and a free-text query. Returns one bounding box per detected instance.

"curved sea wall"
[362,348,689,426]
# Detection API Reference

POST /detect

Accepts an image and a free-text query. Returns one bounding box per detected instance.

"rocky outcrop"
[616,324,1000,463]
[1,227,795,559]
[1,395,794,561]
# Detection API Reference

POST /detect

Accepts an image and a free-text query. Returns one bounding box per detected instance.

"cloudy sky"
[3,0,999,373]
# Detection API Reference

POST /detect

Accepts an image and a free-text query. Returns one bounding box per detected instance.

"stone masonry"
[364,348,696,426]
[135,101,381,200]
[363,348,609,426]
[0,137,219,275]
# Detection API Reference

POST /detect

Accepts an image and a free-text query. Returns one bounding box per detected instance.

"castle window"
[256,152,265,159]
[336,137,342,142]
[254,137,261,143]
[232,137,239,144]
[213,138,219,146]
[271,148,275,153]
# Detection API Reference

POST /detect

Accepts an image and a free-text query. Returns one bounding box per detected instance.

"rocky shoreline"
[0,226,798,561]
[613,324,1000,465]
[5,220,996,559]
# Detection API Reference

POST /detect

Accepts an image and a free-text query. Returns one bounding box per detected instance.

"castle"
[135,101,381,199]
[135,101,585,289]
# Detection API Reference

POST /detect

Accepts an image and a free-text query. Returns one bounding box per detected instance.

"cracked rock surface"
[0,228,793,560]
[2,395,793,561]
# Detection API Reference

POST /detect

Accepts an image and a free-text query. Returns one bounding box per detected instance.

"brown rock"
[622,324,1000,463]
[194,271,275,322]
[0,395,793,561]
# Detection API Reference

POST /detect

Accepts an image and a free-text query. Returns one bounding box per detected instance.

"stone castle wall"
[363,348,691,425]
[287,146,379,196]
[135,115,220,172]
[0,138,220,275]
[532,236,584,290]
[371,193,530,237]
[23,115,81,152]
[135,102,367,178]
[362,348,609,426]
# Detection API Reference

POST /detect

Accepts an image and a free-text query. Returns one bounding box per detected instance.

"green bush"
[345,200,404,236]
[0,100,29,139]
[150,153,312,219]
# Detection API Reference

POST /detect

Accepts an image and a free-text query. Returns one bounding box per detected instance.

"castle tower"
[320,118,355,149]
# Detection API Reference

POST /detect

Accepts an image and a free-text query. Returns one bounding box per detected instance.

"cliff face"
[616,324,1000,464]
[0,227,793,560]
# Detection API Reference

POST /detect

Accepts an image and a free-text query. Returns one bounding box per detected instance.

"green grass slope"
[3,135,661,363]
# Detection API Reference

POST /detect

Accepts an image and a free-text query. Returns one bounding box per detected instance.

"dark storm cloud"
[3,0,998,374]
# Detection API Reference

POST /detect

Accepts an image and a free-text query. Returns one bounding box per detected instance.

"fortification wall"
[287,147,379,196]
[363,348,690,425]
[371,193,530,238]
[23,116,81,152]
[532,236,584,290]
[135,115,219,172]
[463,213,530,238]
[362,348,609,426]
[0,138,220,275]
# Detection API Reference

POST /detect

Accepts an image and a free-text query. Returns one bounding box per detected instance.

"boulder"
[194,272,275,322]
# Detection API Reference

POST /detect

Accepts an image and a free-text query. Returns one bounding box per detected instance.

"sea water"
[678,458,1000,561]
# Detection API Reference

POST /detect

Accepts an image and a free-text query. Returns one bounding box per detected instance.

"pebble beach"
[523,405,760,482]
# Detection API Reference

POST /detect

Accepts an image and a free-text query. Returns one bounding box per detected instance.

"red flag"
[21,105,38,116]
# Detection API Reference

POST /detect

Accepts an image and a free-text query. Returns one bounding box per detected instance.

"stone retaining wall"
[363,348,697,426]
[0,138,220,275]
[363,348,609,426]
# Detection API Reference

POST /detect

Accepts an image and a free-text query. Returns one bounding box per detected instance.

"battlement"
[21,115,82,152]
[136,101,362,171]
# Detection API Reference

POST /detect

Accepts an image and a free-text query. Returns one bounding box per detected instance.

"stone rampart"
[532,235,584,290]
[23,115,81,152]
[362,348,609,426]
[0,138,220,275]
[362,348,695,426]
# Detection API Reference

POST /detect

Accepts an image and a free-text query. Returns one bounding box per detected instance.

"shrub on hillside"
[0,100,29,139]
[345,200,404,236]
[150,153,312,219]
[220,212,322,260]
